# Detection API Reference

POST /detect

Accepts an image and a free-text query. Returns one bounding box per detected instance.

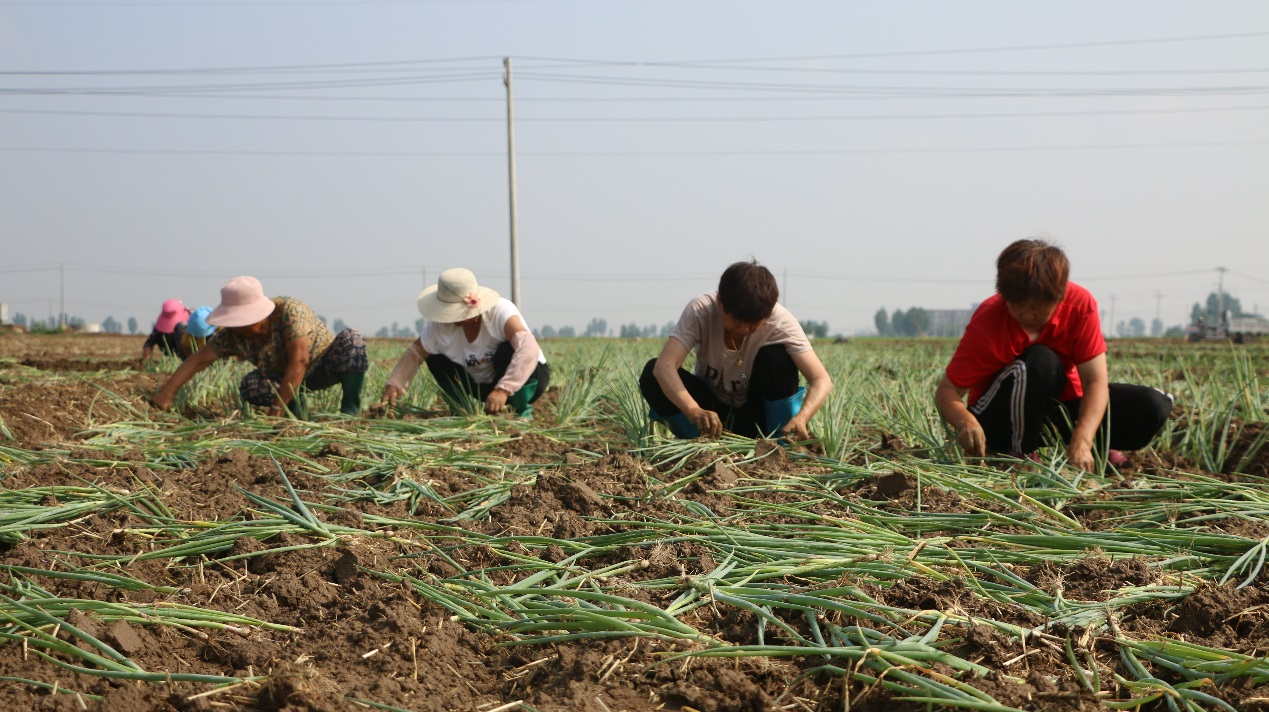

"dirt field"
[3,334,1269,711]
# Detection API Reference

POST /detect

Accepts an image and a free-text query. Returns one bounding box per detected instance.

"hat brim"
[416,285,500,323]
[207,297,276,328]
[154,312,187,334]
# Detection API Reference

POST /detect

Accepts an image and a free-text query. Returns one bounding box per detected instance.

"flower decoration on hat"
[464,294,480,308]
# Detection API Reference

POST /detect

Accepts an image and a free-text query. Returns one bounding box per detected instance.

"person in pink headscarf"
[152,276,367,417]
[141,299,191,362]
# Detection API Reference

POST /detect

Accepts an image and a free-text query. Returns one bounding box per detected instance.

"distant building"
[0,303,8,325]
[927,306,977,338]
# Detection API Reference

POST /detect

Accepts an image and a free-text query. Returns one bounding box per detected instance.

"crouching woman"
[382,268,549,416]
[640,260,832,441]
[935,239,1172,468]
[152,276,368,417]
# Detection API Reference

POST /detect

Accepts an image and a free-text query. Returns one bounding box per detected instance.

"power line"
[614,30,1269,63]
[0,0,524,5]
[3,138,1265,157]
[1228,270,1269,285]
[8,59,1269,79]
[10,72,1264,98]
[517,57,1269,78]
[0,57,502,77]
[4,103,1268,124]
[0,263,719,282]
[4,91,1255,103]
[1079,269,1217,281]
[0,72,502,97]
[517,71,1269,98]
[12,263,1257,285]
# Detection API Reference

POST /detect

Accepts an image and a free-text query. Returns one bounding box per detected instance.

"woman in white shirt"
[382,268,549,416]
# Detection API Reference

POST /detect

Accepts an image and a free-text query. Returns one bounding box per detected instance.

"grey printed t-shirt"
[668,292,812,408]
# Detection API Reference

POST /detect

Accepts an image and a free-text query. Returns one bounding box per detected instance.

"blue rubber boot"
[763,386,806,441]
[649,408,700,439]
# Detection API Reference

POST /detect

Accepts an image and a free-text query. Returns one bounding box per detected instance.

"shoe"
[339,371,366,416]
[506,378,539,416]
[288,390,310,421]
[1007,450,1041,463]
[763,387,806,441]
[649,408,700,439]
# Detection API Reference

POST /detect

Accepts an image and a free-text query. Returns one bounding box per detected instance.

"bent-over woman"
[640,260,832,441]
[935,239,1172,469]
[152,276,367,417]
[382,268,549,416]
[141,299,190,362]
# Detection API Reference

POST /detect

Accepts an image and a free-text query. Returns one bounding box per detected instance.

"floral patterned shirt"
[208,297,333,375]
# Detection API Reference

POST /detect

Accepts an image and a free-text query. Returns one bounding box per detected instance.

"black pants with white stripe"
[639,344,799,438]
[970,345,1173,454]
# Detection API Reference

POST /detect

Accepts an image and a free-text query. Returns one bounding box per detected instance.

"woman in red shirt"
[935,239,1172,469]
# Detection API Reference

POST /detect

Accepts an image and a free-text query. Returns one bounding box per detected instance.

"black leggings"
[639,344,799,438]
[970,345,1173,453]
[425,341,550,404]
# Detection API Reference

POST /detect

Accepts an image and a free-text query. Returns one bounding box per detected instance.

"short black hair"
[718,260,779,322]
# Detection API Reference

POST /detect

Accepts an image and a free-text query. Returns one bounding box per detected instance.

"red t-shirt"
[945,282,1106,404]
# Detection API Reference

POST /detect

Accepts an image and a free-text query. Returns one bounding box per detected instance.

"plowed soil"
[3,335,1269,712]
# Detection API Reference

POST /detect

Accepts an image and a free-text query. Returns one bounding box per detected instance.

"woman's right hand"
[382,384,405,406]
[151,389,174,411]
[956,416,987,457]
[686,407,723,438]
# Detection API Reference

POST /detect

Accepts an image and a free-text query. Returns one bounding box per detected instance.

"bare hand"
[1067,440,1095,471]
[485,388,510,415]
[782,416,810,442]
[151,390,174,411]
[382,384,405,406]
[687,407,723,438]
[956,418,987,457]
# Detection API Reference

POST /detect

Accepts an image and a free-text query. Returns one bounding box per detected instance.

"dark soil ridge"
[5,335,1269,711]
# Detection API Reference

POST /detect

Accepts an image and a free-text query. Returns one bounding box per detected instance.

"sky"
[1,1,1267,337]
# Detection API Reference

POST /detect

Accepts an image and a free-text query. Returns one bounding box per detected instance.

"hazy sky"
[2,1,1267,336]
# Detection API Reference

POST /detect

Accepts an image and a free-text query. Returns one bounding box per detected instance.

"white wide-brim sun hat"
[207,276,277,327]
[416,268,500,323]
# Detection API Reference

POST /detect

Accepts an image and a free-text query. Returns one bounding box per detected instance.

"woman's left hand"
[485,388,510,415]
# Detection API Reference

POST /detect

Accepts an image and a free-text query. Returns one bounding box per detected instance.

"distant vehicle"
[1187,311,1269,343]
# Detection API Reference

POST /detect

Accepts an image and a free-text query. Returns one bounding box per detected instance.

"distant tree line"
[535,318,676,339]
[799,320,830,338]
[1191,291,1248,325]
[874,308,931,337]
[374,318,424,338]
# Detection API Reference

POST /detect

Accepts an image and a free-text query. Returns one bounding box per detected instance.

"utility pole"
[504,57,521,307]
[59,263,65,330]
[1216,266,1227,323]
[1108,293,1116,338]
[1154,290,1163,337]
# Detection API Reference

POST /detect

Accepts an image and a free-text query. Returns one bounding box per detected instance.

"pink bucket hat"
[154,299,189,334]
[206,276,276,327]
[416,268,500,323]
